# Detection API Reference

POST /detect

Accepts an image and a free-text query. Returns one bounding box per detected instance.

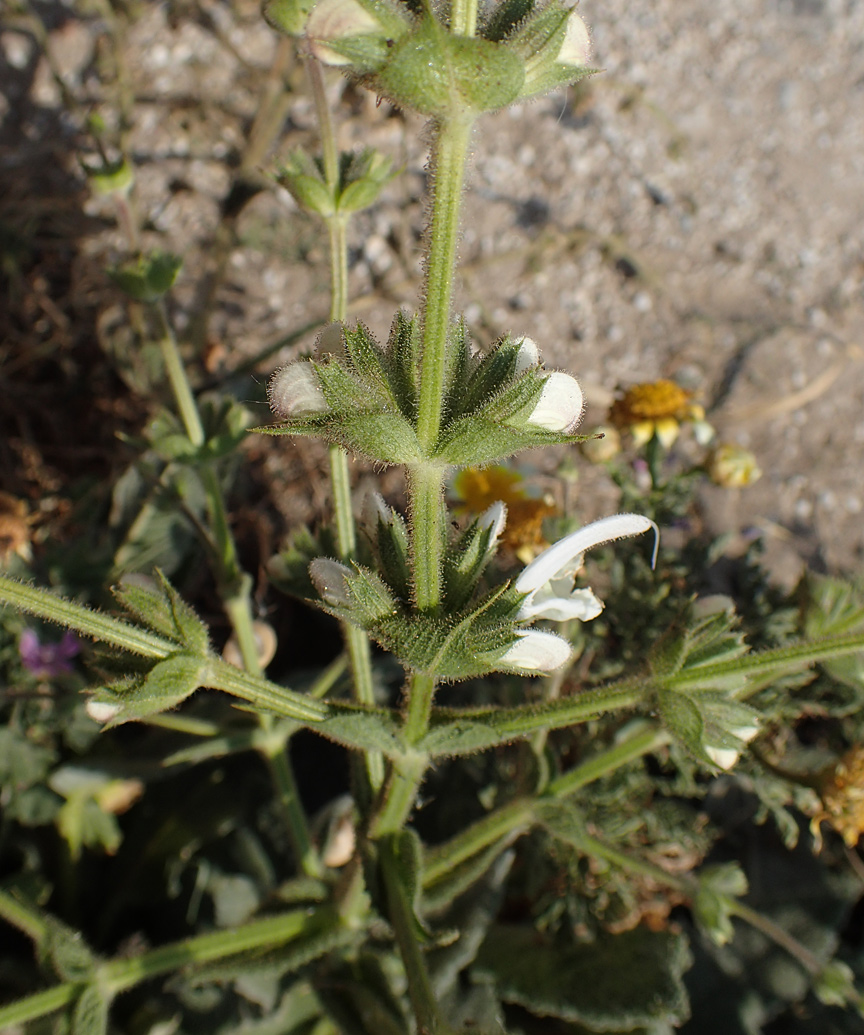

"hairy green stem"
[151,298,321,873]
[369,751,429,839]
[547,725,672,798]
[422,724,668,886]
[408,464,447,612]
[310,49,383,790]
[379,836,446,1035]
[423,798,534,887]
[0,889,47,945]
[0,907,348,1029]
[154,302,205,447]
[450,0,479,37]
[415,113,474,452]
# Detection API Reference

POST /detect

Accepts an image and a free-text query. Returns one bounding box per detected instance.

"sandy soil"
[2,0,862,586]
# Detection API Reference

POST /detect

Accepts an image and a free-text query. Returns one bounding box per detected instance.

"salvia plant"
[3,0,864,1032]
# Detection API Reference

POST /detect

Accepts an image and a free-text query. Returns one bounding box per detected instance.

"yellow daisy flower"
[609,379,709,449]
[812,745,864,849]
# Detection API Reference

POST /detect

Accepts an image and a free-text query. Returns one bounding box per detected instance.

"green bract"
[259,318,584,467]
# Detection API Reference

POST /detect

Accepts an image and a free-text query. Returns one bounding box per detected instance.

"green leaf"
[317,705,404,757]
[315,952,411,1035]
[113,571,209,654]
[71,984,109,1035]
[0,728,55,787]
[108,251,182,302]
[94,653,205,726]
[692,864,748,946]
[656,689,708,764]
[43,916,97,982]
[474,924,692,1029]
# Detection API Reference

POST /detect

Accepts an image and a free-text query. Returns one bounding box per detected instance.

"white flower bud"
[307,0,384,65]
[478,501,507,543]
[309,558,353,606]
[705,725,759,770]
[499,630,572,672]
[514,336,541,374]
[362,491,391,529]
[86,701,121,723]
[528,372,584,433]
[555,11,591,67]
[268,361,329,418]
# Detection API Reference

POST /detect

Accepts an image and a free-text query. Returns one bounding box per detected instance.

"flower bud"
[307,0,386,65]
[704,724,759,770]
[527,372,584,432]
[309,558,354,606]
[499,629,572,672]
[268,361,329,418]
[555,10,591,67]
[707,444,762,488]
[86,700,122,724]
[514,336,541,374]
[478,501,507,543]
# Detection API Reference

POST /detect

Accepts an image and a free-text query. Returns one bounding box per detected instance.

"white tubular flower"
[514,336,541,374]
[515,513,659,622]
[528,372,584,433]
[555,11,591,67]
[309,558,353,606]
[705,724,759,771]
[269,361,329,418]
[499,629,573,672]
[306,0,383,65]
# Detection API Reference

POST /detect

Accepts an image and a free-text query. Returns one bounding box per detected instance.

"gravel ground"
[2,0,862,586]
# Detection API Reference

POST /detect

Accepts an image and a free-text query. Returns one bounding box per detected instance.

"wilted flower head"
[609,379,710,449]
[19,629,79,679]
[811,745,864,849]
[500,513,659,673]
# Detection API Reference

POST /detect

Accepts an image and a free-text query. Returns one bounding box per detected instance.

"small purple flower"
[19,629,80,679]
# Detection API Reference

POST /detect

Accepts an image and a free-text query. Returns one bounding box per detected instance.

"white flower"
[515,513,659,618]
[555,11,591,67]
[268,361,329,418]
[500,513,659,674]
[528,372,584,433]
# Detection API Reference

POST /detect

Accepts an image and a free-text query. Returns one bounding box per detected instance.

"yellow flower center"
[610,380,693,426]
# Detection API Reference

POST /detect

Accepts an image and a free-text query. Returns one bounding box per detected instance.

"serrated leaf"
[113,572,209,653]
[474,925,692,1030]
[71,984,110,1035]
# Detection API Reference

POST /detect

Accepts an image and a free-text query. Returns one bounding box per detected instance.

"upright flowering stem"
[308,54,384,790]
[415,113,474,455]
[149,303,322,878]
